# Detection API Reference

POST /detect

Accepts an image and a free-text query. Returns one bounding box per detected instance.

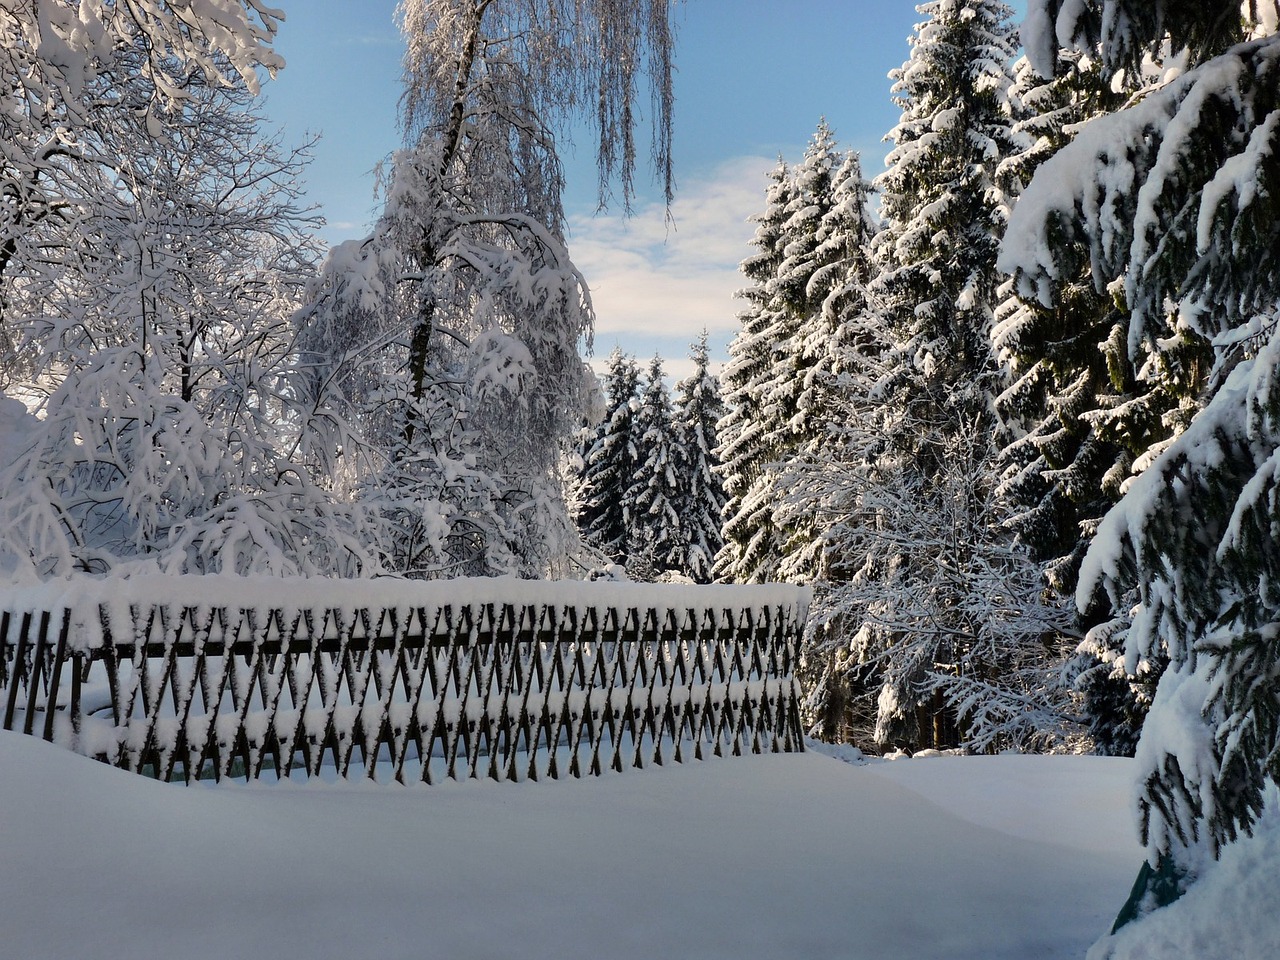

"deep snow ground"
[0,733,1146,960]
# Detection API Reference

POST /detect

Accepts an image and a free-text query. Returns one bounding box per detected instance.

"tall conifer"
[993,50,1160,755]
[1011,0,1280,902]
[673,334,727,583]
[717,123,867,584]
[844,0,1030,750]
[627,356,682,579]
[577,349,641,563]
[716,162,796,583]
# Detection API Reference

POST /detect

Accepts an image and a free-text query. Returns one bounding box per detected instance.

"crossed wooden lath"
[1,587,806,784]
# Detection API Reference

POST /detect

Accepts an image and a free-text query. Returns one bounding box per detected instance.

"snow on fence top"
[0,575,809,786]
[0,575,809,652]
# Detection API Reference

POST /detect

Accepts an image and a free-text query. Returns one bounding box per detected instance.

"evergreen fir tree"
[1010,0,1280,904]
[717,122,866,584]
[993,51,1125,580]
[775,146,879,584]
[767,148,882,742]
[626,356,682,579]
[992,50,1161,755]
[872,0,1020,419]
[577,349,641,564]
[836,0,1032,751]
[672,333,727,583]
[715,161,796,584]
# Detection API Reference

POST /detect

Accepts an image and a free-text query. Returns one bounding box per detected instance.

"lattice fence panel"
[1,580,807,785]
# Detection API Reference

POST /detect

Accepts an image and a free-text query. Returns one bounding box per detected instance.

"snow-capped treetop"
[764,122,864,440]
[874,0,1021,404]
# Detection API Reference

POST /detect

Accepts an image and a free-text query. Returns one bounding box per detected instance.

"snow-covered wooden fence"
[0,577,807,784]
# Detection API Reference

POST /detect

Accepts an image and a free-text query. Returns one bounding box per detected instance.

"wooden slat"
[2,611,32,731]
[41,610,72,742]
[22,611,52,736]
[0,609,11,690]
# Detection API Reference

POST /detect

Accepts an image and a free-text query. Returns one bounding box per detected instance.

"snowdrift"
[2,732,1143,960]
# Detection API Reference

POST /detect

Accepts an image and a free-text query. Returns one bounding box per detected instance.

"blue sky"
[262,1,1025,378]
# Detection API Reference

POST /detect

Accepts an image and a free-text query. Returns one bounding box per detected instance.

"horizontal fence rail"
[1,577,808,785]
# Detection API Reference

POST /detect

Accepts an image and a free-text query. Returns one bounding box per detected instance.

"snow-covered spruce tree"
[764,121,850,440]
[625,356,682,580]
[840,0,1063,751]
[1007,0,1280,916]
[872,0,1020,419]
[994,50,1125,577]
[992,51,1165,756]
[763,148,882,741]
[715,161,795,584]
[672,333,726,583]
[774,145,878,584]
[0,58,367,577]
[300,0,676,579]
[716,123,857,584]
[575,348,641,565]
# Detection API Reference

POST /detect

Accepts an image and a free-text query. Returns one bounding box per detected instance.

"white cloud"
[566,155,775,349]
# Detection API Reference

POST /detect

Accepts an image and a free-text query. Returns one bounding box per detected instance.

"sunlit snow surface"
[0,733,1152,960]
